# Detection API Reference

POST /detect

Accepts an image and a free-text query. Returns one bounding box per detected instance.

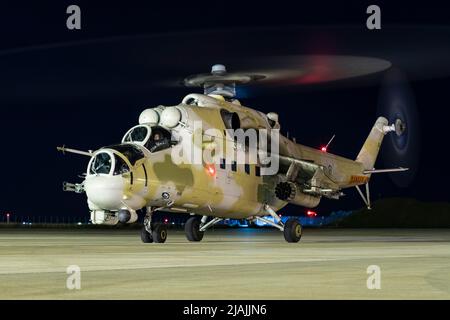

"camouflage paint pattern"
[85,94,387,219]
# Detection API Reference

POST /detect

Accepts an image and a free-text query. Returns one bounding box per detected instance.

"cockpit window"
[123,126,149,143]
[144,126,172,153]
[89,152,112,175]
[113,154,130,175]
[106,144,144,165]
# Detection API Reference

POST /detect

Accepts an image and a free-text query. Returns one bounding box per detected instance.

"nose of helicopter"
[84,174,125,211]
[85,151,125,210]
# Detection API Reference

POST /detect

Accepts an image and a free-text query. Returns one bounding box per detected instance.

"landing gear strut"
[141,207,168,243]
[141,226,153,243]
[254,204,302,243]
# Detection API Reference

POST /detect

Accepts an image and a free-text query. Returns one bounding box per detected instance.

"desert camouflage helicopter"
[59,64,407,243]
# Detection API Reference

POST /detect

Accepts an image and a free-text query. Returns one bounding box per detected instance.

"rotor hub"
[383,117,407,137]
[183,64,265,98]
[394,118,406,137]
[211,64,227,75]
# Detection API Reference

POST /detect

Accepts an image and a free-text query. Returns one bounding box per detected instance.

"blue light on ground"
[219,210,353,228]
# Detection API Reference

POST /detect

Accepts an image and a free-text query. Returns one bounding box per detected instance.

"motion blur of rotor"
[377,69,420,187]
[182,57,391,99]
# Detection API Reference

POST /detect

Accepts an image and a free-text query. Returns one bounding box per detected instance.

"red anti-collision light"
[206,164,216,177]
[307,210,317,217]
[321,146,327,152]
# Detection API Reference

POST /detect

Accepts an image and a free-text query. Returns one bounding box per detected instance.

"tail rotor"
[377,68,420,187]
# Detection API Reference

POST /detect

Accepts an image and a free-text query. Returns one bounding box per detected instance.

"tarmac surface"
[0,227,449,299]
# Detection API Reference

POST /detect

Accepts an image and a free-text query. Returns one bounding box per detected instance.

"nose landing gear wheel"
[185,216,204,242]
[283,218,302,243]
[152,224,168,243]
[141,226,153,243]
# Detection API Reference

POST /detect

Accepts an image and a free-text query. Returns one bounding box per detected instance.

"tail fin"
[356,117,388,170]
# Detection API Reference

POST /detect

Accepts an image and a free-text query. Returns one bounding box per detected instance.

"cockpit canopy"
[89,152,113,175]
[106,144,145,165]
[122,124,173,153]
[88,150,132,176]
[123,125,149,143]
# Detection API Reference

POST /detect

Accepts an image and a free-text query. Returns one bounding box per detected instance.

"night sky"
[0,1,449,219]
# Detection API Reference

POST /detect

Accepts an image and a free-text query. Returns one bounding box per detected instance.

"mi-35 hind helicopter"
[58,64,409,243]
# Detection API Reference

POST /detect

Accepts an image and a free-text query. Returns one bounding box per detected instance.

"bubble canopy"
[122,124,152,145]
[122,124,173,153]
[87,150,131,176]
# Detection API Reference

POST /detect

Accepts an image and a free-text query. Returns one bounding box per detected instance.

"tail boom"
[356,117,389,171]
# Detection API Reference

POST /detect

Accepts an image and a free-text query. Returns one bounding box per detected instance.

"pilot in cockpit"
[147,129,171,152]
[123,124,174,153]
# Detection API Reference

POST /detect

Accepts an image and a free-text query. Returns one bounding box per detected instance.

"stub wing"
[278,155,341,199]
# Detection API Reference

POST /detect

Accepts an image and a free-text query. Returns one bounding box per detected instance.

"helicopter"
[58,64,408,243]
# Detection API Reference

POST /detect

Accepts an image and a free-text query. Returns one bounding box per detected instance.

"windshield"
[89,152,112,175]
[123,125,149,143]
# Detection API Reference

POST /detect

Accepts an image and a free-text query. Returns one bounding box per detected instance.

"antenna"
[321,134,335,152]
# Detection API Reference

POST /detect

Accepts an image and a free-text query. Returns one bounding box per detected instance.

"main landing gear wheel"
[283,218,302,243]
[152,223,168,243]
[141,207,168,244]
[141,226,153,243]
[185,216,204,242]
